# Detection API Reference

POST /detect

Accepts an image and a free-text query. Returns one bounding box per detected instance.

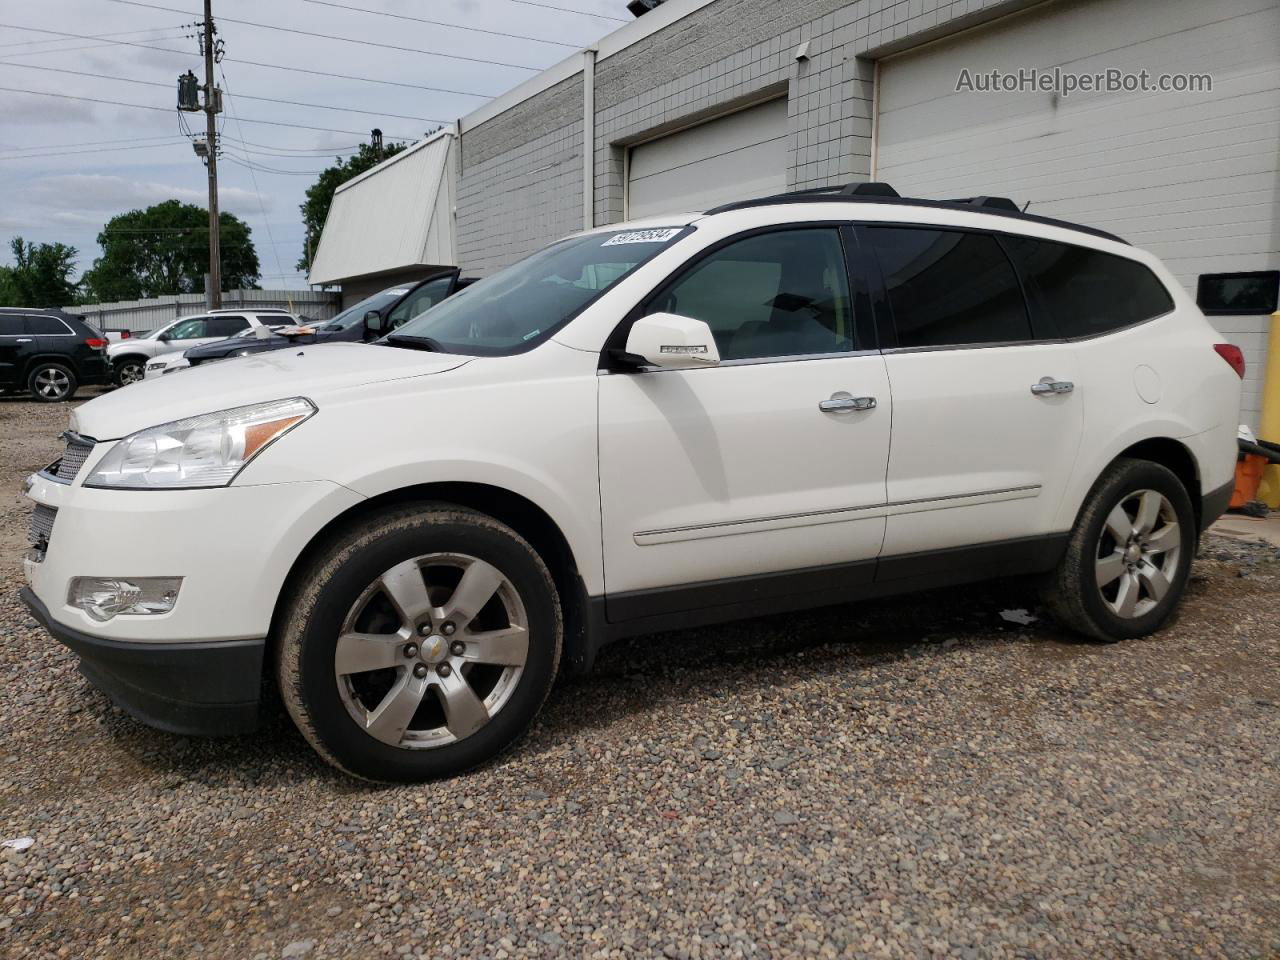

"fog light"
[68,577,182,622]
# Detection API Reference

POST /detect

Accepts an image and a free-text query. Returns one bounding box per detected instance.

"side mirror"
[363,309,386,340]
[157,332,171,342]
[624,312,720,369]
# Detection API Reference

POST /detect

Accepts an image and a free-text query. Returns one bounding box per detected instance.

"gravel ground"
[1,395,1278,960]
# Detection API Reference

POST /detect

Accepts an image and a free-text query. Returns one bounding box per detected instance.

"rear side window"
[1001,237,1174,337]
[0,316,23,336]
[25,315,71,335]
[869,227,1031,348]
[207,316,250,337]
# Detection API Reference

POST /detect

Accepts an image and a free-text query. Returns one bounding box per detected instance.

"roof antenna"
[1021,200,1031,212]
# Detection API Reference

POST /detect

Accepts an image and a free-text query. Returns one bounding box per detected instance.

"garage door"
[627,98,788,219]
[876,0,1280,427]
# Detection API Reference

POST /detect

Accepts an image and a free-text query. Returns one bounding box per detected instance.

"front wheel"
[113,359,145,387]
[277,505,562,782]
[1042,458,1196,641]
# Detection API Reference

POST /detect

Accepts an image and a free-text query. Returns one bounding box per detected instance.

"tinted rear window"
[0,316,23,336]
[869,227,1032,348]
[1001,237,1174,338]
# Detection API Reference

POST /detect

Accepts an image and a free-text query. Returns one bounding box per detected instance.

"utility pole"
[201,0,221,308]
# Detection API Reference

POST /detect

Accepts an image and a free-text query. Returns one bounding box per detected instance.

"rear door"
[864,225,1083,565]
[598,224,893,619]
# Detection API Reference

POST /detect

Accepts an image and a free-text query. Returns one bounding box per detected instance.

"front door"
[598,225,893,620]
[864,225,1084,561]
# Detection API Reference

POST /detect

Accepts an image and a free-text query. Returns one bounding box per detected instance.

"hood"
[75,341,471,439]
[107,335,156,356]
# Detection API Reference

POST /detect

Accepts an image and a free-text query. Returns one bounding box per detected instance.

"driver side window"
[649,228,854,361]
[387,277,454,330]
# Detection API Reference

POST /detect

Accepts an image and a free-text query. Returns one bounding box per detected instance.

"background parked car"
[143,321,296,380]
[107,308,298,386]
[168,272,472,373]
[0,307,111,402]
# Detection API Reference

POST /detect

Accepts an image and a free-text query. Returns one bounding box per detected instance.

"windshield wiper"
[384,333,449,353]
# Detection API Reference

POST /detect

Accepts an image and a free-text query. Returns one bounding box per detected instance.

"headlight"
[84,397,315,489]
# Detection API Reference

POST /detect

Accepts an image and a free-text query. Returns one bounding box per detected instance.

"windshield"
[323,285,414,331]
[390,226,690,355]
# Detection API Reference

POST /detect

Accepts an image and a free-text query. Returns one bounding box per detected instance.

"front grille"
[28,504,56,548]
[54,432,95,482]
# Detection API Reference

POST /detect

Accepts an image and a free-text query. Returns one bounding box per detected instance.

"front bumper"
[21,587,264,735]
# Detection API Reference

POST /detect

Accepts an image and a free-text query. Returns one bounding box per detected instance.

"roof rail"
[949,196,1020,213]
[703,183,1127,245]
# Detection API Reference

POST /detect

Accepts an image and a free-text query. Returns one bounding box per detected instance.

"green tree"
[297,141,408,273]
[80,200,260,301]
[0,237,79,307]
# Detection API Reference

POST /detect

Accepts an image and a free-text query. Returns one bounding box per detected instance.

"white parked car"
[21,184,1242,782]
[107,309,298,386]
[143,323,295,380]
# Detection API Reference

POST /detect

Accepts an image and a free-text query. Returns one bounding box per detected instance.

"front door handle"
[819,392,877,413]
[1030,376,1074,396]
[15,338,32,343]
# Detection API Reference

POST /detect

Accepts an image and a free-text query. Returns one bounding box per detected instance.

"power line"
[0,60,447,123]
[222,154,324,176]
[0,85,421,139]
[300,0,582,49]
[505,0,628,22]
[0,134,183,153]
[0,25,189,49]
[220,68,291,294]
[102,0,544,71]
[0,36,191,59]
[0,140,190,161]
[0,23,500,99]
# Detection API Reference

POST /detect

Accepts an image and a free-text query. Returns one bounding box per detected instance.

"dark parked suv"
[0,307,112,402]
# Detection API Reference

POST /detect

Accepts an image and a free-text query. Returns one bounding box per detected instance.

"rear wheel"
[1042,458,1195,641]
[27,362,77,402]
[277,504,562,782]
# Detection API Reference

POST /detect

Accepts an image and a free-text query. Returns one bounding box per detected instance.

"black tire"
[277,504,562,782]
[113,357,146,387]
[27,362,77,402]
[1042,457,1196,641]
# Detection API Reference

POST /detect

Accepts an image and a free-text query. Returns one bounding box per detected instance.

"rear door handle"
[15,338,32,343]
[1030,377,1074,396]
[819,392,877,413]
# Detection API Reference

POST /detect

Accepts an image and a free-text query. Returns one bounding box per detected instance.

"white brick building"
[317,0,1280,425]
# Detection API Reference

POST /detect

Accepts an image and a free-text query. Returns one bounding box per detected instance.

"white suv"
[20,184,1242,782]
[106,309,295,386]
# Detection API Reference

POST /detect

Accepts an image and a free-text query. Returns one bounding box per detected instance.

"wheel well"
[21,355,77,379]
[1116,437,1203,527]
[269,482,590,674]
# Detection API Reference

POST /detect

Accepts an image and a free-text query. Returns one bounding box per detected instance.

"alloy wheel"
[1095,489,1181,619]
[33,368,71,400]
[335,553,529,749]
[118,363,144,386]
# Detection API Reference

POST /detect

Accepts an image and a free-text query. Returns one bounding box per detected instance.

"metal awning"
[307,128,457,286]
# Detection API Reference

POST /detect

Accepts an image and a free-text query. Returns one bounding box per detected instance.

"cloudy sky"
[0,0,626,289]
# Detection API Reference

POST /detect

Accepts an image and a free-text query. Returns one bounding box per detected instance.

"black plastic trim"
[1200,480,1233,533]
[591,533,1070,645]
[20,587,264,736]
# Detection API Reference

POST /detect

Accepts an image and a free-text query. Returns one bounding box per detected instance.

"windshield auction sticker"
[602,228,683,246]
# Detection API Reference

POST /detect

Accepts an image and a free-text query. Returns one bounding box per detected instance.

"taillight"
[84,338,108,349]
[1214,343,1245,379]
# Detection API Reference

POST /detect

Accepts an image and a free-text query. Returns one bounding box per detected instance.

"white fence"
[66,289,342,334]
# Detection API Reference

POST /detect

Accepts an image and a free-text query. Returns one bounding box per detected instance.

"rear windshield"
[389,226,691,355]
